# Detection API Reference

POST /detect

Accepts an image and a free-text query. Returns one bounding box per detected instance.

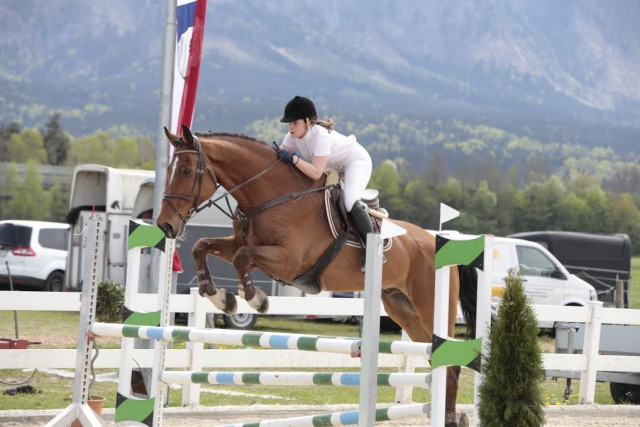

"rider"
[276,96,375,262]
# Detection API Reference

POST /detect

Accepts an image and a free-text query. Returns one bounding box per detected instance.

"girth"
[236,183,338,239]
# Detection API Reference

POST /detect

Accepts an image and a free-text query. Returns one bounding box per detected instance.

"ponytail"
[314,117,335,132]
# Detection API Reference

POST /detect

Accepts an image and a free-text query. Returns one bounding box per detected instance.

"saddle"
[279,170,392,295]
[323,169,391,249]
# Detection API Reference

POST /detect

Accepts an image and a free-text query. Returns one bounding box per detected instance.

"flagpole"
[137,0,177,401]
[153,0,177,228]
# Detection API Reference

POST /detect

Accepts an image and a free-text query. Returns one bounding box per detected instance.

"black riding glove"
[277,149,295,163]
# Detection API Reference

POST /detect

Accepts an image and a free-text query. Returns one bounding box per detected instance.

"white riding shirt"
[281,125,372,211]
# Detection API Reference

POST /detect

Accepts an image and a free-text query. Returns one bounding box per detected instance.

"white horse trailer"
[64,164,154,291]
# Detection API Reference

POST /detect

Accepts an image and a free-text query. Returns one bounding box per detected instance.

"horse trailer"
[65,164,154,291]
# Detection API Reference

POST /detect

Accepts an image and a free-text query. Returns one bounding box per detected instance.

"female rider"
[276,96,374,261]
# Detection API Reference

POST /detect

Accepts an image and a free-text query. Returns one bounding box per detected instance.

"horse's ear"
[181,124,196,148]
[164,126,179,147]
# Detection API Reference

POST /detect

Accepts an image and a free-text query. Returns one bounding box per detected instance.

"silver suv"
[0,220,69,292]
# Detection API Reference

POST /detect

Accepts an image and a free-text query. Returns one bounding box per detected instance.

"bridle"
[162,137,218,226]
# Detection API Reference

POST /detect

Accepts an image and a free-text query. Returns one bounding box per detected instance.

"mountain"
[0,0,639,147]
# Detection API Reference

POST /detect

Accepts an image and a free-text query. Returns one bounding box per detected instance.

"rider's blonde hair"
[311,117,335,132]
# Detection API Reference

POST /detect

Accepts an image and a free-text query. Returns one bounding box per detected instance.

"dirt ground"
[1,403,639,426]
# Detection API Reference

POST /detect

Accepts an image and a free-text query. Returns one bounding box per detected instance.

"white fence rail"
[1,291,639,405]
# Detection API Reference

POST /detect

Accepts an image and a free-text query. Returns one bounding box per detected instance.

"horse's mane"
[195,131,270,147]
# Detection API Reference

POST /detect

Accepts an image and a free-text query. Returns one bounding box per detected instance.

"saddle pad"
[324,186,392,251]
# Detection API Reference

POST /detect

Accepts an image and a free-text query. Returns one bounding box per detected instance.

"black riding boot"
[348,201,375,271]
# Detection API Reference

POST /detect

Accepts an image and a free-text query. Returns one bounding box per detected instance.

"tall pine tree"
[42,113,70,165]
[478,269,546,426]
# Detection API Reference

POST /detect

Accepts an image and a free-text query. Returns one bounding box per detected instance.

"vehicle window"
[39,228,69,251]
[516,245,556,277]
[0,224,31,248]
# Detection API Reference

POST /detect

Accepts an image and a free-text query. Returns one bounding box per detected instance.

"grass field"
[1,259,638,411]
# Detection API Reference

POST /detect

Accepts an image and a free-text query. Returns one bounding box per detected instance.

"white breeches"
[342,150,372,212]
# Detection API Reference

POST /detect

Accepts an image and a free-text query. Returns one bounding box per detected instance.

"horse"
[156,124,477,427]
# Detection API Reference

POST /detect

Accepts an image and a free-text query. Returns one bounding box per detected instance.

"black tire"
[223,313,258,330]
[610,382,640,404]
[45,271,65,292]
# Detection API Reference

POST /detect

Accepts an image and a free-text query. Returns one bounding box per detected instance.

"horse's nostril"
[161,223,174,237]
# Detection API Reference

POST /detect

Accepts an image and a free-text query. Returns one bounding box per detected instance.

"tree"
[0,122,22,161]
[7,160,48,220]
[42,113,70,165]
[47,180,71,222]
[0,163,18,219]
[8,129,47,163]
[479,269,546,427]
[67,133,111,165]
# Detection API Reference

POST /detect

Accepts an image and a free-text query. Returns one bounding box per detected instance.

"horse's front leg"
[232,244,299,314]
[192,236,240,315]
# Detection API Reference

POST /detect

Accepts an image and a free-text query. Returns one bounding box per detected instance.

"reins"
[163,137,337,231]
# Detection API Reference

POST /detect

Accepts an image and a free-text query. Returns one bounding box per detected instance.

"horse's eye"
[182,167,192,176]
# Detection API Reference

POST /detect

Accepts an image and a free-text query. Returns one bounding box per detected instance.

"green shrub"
[478,269,546,426]
[95,279,124,323]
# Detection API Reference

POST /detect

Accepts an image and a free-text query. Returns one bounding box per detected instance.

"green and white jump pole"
[114,220,175,427]
[431,232,492,426]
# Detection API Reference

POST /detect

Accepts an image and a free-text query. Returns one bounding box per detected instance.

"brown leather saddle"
[278,170,391,294]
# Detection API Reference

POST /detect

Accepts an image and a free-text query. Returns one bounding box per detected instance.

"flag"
[439,203,460,230]
[171,0,207,134]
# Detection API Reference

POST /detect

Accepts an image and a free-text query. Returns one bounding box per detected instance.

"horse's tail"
[457,264,478,339]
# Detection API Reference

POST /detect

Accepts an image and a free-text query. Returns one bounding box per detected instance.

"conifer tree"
[478,269,546,426]
[42,113,70,165]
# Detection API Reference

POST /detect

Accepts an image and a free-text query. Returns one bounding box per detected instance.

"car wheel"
[223,313,258,330]
[610,381,640,404]
[45,271,65,292]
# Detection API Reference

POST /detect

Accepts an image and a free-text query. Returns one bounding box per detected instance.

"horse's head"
[157,124,218,238]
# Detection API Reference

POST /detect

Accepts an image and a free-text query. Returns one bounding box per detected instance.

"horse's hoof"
[204,289,237,315]
[198,283,217,297]
[247,288,269,314]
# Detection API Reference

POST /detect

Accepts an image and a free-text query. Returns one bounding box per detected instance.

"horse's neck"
[206,137,314,210]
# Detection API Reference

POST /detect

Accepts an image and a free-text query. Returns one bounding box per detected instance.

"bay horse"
[157,124,477,427]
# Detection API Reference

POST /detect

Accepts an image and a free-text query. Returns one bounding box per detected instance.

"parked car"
[0,220,69,291]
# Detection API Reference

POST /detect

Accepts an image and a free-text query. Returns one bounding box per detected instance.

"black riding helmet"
[280,96,317,123]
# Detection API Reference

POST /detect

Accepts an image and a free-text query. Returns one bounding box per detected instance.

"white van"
[429,231,598,328]
[491,236,598,328]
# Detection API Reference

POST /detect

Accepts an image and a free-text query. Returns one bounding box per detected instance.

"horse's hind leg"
[446,365,464,427]
[192,236,239,315]
[384,272,464,425]
[381,289,432,342]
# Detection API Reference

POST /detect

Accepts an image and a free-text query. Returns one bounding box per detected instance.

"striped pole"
[90,323,432,357]
[218,403,431,427]
[161,371,432,388]
[114,220,174,427]
[433,233,486,426]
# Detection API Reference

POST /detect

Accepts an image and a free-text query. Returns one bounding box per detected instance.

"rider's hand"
[277,149,296,163]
